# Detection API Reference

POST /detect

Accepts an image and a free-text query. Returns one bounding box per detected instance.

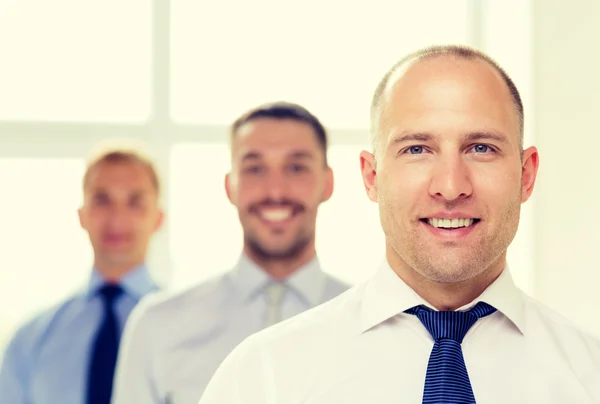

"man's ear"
[225,172,236,205]
[360,150,379,202]
[321,166,334,203]
[520,146,539,203]
[78,207,86,229]
[153,210,165,232]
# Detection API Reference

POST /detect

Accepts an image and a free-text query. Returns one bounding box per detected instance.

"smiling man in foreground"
[197,46,600,404]
[111,102,349,404]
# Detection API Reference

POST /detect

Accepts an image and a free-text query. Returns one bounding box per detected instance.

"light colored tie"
[264,282,287,326]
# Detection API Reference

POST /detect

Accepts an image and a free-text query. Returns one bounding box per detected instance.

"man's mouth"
[252,201,305,224]
[103,233,132,243]
[258,207,295,223]
[421,218,481,229]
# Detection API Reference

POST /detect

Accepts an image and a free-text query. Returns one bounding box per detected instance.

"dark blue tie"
[86,284,123,404]
[405,302,496,404]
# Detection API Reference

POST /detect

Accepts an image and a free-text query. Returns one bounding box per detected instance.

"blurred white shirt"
[111,254,349,404]
[198,261,600,404]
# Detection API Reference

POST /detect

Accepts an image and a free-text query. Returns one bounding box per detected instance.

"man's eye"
[472,144,493,153]
[245,166,263,174]
[288,164,307,173]
[407,146,425,154]
[93,194,109,205]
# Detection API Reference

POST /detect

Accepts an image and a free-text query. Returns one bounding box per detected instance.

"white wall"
[532,0,600,337]
[479,0,536,297]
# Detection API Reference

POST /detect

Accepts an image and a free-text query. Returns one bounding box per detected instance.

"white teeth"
[260,208,293,222]
[427,218,476,229]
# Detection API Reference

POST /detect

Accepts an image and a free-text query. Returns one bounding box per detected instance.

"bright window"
[315,145,385,284]
[0,0,151,121]
[0,159,91,350]
[170,0,471,128]
[169,144,242,289]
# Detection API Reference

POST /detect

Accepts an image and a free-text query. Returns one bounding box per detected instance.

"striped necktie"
[405,301,496,404]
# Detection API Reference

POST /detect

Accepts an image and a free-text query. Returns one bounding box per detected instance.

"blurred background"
[0,0,599,356]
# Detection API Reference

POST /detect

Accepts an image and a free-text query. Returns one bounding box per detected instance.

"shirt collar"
[227,253,327,307]
[86,262,158,300]
[358,260,527,335]
[470,264,526,334]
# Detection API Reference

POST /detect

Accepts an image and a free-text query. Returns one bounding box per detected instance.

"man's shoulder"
[523,294,600,372]
[4,292,83,356]
[128,272,231,325]
[524,294,600,343]
[322,272,352,294]
[246,282,362,348]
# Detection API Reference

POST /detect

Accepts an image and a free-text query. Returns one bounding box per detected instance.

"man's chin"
[252,247,297,260]
[415,259,485,283]
[101,251,139,265]
[247,238,309,261]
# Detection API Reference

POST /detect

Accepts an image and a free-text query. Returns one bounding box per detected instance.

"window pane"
[171,0,471,129]
[316,145,385,284]
[0,1,151,122]
[169,144,241,289]
[0,159,91,355]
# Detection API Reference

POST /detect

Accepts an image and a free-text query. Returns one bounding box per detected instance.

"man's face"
[361,57,538,283]
[79,161,163,269]
[226,118,333,260]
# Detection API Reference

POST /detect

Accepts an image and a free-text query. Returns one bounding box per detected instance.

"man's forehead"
[378,57,519,138]
[382,57,503,103]
[86,162,155,189]
[233,122,321,158]
[236,119,317,142]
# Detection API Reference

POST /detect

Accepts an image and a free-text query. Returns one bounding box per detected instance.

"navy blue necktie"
[86,284,123,404]
[405,302,496,404]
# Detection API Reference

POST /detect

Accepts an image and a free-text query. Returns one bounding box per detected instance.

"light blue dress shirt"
[111,254,350,404]
[0,264,158,404]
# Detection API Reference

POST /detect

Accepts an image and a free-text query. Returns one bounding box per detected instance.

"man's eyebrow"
[240,150,316,161]
[90,189,149,195]
[390,131,509,145]
[241,151,262,162]
[463,131,509,143]
[288,151,314,160]
[391,132,434,144]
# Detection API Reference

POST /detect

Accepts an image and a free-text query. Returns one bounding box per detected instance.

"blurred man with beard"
[111,102,349,404]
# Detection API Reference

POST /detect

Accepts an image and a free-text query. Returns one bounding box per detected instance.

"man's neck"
[387,249,506,311]
[94,258,144,283]
[243,245,317,280]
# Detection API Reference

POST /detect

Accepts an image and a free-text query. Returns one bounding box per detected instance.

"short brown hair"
[371,45,524,157]
[83,145,160,195]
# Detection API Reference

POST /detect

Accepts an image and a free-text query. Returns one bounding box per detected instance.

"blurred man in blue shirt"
[0,144,164,404]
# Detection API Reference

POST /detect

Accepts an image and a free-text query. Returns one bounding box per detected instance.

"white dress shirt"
[198,261,600,404]
[111,254,348,404]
